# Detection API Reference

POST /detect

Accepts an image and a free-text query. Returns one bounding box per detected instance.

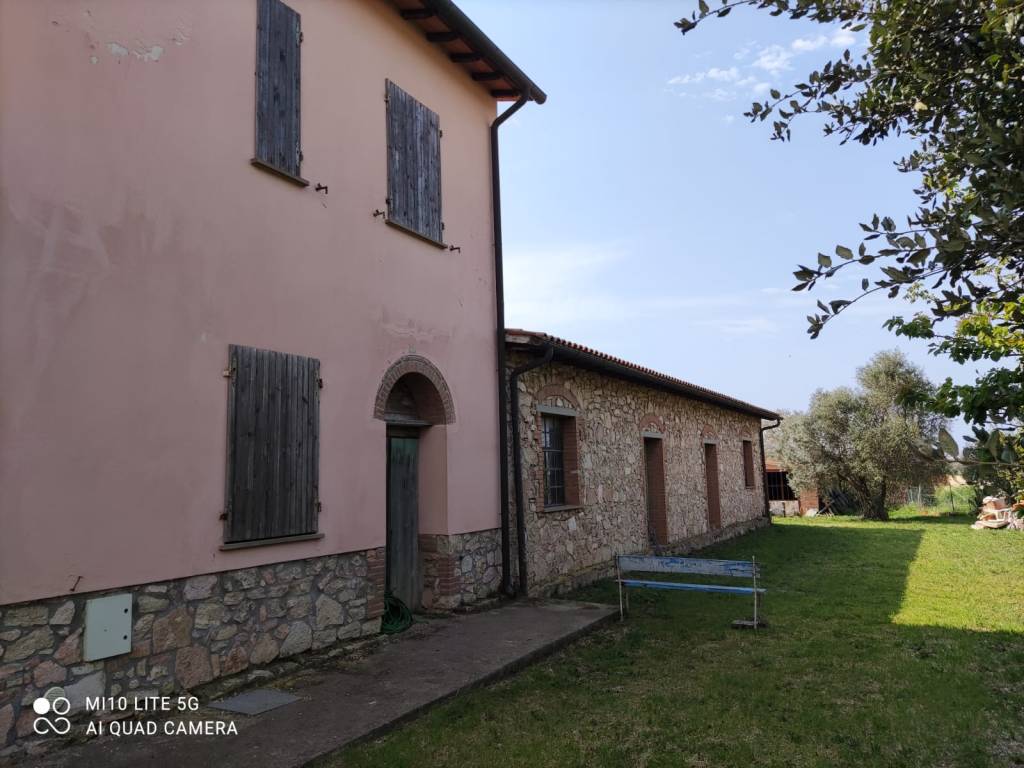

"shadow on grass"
[329,520,1024,768]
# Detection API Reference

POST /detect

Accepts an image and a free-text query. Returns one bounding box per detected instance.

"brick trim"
[373,354,455,424]
[534,383,581,412]
[639,413,666,435]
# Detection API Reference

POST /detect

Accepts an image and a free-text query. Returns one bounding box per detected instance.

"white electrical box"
[83,593,132,661]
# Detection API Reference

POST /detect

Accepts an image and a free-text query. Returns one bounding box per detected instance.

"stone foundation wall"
[532,517,770,597]
[510,357,768,596]
[0,548,385,752]
[420,529,501,611]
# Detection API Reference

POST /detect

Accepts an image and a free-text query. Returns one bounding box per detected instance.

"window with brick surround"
[540,411,580,508]
[742,440,755,488]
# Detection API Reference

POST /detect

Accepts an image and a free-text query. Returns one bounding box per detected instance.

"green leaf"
[817,253,832,268]
[698,0,709,14]
[836,245,854,260]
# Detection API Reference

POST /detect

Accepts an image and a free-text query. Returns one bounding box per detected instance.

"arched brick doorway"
[374,356,454,610]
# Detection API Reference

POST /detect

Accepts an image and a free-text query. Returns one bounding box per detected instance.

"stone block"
[152,607,192,653]
[65,671,105,712]
[6,628,53,661]
[183,575,218,601]
[49,601,75,626]
[3,606,47,627]
[278,623,312,657]
[249,634,278,666]
[175,647,213,689]
[314,596,343,629]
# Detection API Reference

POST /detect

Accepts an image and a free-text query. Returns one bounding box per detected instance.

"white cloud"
[706,88,736,102]
[752,44,792,74]
[791,35,827,52]
[668,66,739,87]
[722,115,736,124]
[830,28,856,47]
[790,29,855,52]
[707,66,740,82]
[751,81,772,96]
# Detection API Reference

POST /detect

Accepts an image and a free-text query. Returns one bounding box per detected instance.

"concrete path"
[26,600,616,768]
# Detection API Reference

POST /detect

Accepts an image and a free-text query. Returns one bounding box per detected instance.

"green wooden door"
[387,436,420,609]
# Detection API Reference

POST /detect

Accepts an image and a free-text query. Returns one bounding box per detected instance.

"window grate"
[542,415,565,507]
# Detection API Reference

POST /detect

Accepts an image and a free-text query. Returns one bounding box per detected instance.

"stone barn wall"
[510,357,769,595]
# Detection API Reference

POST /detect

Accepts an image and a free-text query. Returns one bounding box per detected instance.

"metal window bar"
[542,415,565,506]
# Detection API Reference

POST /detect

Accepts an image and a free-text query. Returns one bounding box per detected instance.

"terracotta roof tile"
[506,329,780,421]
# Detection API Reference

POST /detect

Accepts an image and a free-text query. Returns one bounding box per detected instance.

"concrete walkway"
[27,600,616,768]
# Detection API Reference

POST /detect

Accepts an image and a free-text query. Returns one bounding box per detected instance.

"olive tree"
[775,351,948,519]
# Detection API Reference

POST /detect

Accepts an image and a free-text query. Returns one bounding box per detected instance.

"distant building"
[766,459,819,516]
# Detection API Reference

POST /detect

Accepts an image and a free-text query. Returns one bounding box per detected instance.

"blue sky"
[461,1,984,424]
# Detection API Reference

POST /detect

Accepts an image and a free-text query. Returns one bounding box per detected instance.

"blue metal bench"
[616,554,766,628]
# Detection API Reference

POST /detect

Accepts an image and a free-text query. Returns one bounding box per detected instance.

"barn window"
[539,407,580,509]
[252,0,306,185]
[223,344,321,545]
[542,415,566,507]
[385,80,443,245]
[742,440,755,488]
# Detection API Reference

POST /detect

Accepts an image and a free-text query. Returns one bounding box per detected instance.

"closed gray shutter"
[255,0,302,178]
[225,344,320,543]
[386,80,443,243]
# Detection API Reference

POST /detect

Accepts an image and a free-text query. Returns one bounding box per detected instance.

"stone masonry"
[0,548,385,753]
[510,357,769,596]
[420,529,501,611]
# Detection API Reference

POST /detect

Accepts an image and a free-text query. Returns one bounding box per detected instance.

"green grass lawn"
[322,513,1024,768]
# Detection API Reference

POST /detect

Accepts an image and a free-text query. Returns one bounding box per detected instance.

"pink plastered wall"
[0,0,503,604]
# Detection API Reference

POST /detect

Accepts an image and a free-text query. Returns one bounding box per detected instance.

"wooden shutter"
[225,344,320,543]
[742,440,755,488]
[255,0,302,178]
[386,80,443,244]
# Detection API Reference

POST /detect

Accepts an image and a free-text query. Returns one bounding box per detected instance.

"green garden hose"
[381,590,413,634]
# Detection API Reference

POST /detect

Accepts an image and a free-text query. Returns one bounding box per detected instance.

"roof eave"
[393,0,546,104]
[506,331,780,422]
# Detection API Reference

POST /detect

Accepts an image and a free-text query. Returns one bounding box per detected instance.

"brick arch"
[534,383,580,411]
[639,413,666,434]
[374,355,455,424]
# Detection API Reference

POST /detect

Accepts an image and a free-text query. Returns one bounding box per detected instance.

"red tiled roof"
[505,329,780,421]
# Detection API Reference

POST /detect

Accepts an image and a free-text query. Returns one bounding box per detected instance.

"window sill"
[385,217,447,249]
[540,504,584,514]
[220,532,323,551]
[250,157,310,188]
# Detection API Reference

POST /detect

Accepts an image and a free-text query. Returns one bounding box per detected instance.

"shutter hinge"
[298,29,304,44]
[318,377,324,389]
[223,363,236,379]
[219,510,228,521]
[316,500,322,514]
[439,129,443,138]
